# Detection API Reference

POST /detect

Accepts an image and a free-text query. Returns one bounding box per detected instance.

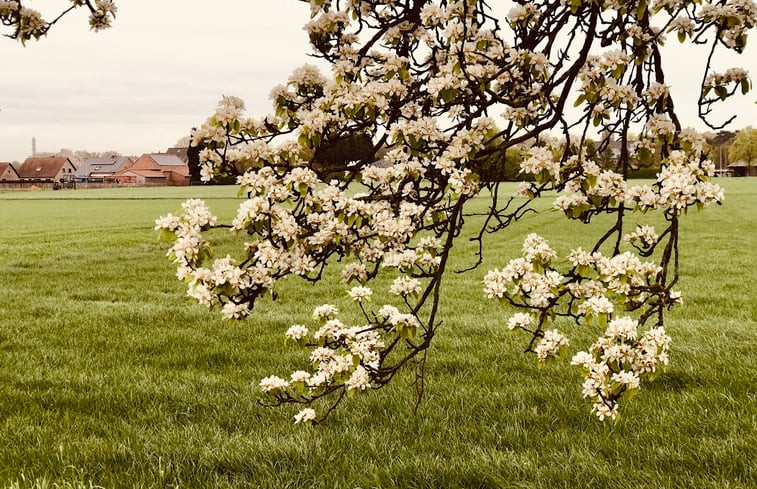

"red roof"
[0,162,20,179]
[17,157,74,179]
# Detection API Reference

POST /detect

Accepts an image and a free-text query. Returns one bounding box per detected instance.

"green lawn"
[0,181,754,488]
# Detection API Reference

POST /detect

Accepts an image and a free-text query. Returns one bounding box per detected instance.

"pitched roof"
[727,160,750,168]
[17,157,75,179]
[163,166,190,177]
[128,153,190,177]
[76,156,133,178]
[165,147,189,163]
[150,154,187,167]
[0,162,20,178]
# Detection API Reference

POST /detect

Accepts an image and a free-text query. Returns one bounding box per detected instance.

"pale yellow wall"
[53,161,77,181]
[0,166,19,181]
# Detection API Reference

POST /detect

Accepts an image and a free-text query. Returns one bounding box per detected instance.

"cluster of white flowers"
[1,0,118,42]
[507,312,534,330]
[341,263,369,283]
[348,286,373,302]
[572,318,671,421]
[257,301,400,422]
[159,85,458,317]
[599,79,639,108]
[643,82,670,103]
[0,1,18,14]
[626,151,723,212]
[535,329,569,362]
[668,16,695,40]
[89,0,117,31]
[624,225,659,248]
[285,325,309,342]
[485,232,677,419]
[703,67,751,100]
[483,235,562,308]
[645,114,676,140]
[520,147,560,182]
[6,4,45,40]
[553,161,628,218]
[507,4,540,25]
[699,0,757,49]
[390,276,422,297]
[259,375,289,393]
[293,407,317,425]
[155,199,216,268]
[553,194,590,213]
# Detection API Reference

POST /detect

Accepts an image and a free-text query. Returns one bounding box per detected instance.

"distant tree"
[706,130,737,169]
[312,132,376,178]
[34,149,121,164]
[471,138,526,182]
[729,126,757,168]
[174,135,192,148]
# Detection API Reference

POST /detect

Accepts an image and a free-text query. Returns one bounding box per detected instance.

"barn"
[17,157,77,182]
[112,153,190,186]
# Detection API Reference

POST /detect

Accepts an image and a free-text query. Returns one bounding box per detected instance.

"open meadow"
[0,181,754,488]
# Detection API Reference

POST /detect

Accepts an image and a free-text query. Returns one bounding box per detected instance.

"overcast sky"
[1,0,755,162]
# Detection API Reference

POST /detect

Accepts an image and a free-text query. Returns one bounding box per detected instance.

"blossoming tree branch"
[12,0,752,425]
[0,1,116,42]
[152,0,757,424]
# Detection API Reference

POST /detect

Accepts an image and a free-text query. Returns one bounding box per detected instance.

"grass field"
[0,181,754,488]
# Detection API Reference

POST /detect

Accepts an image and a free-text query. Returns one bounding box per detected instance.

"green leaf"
[636,0,647,18]
[638,147,654,167]
[158,228,175,242]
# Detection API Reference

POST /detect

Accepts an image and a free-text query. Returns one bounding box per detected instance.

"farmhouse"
[0,162,20,182]
[17,157,77,182]
[75,156,133,182]
[113,153,190,186]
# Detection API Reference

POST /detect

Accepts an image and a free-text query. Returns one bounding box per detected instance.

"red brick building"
[113,153,190,186]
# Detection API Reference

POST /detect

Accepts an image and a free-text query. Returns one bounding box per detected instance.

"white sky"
[0,0,755,162]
